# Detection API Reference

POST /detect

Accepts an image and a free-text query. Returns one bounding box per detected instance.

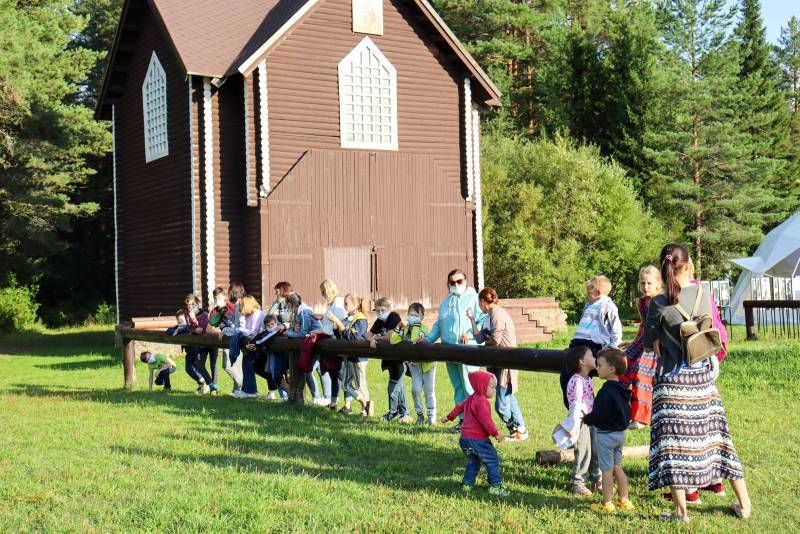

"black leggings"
[253,351,278,390]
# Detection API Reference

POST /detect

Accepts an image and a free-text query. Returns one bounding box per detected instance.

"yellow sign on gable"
[353,0,383,35]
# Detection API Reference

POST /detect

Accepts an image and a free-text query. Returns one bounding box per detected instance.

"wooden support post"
[122,337,137,389]
[287,352,305,405]
[744,302,757,341]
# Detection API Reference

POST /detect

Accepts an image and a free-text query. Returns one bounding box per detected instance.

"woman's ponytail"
[659,243,689,305]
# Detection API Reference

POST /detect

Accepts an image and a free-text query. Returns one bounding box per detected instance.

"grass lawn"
[1,326,799,533]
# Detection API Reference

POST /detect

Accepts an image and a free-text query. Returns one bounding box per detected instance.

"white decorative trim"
[203,78,216,304]
[238,0,321,75]
[188,75,197,295]
[472,106,484,289]
[338,36,398,151]
[142,51,169,162]
[464,78,473,201]
[243,75,254,204]
[112,105,120,324]
[257,61,271,196]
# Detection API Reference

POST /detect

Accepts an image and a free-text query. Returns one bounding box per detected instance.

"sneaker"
[591,502,616,513]
[195,385,204,395]
[231,390,248,399]
[313,397,331,406]
[628,421,645,430]
[339,406,353,415]
[380,412,396,422]
[615,499,635,511]
[243,392,258,398]
[508,430,529,442]
[415,413,426,426]
[398,415,413,424]
[488,485,510,496]
[591,480,602,493]
[428,415,438,426]
[209,383,219,396]
[659,512,690,522]
[266,390,277,401]
[701,483,726,496]
[572,484,592,496]
[462,484,473,493]
[328,403,338,411]
[200,384,210,394]
[663,490,701,504]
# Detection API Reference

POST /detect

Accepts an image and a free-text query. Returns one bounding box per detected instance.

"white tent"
[729,211,800,324]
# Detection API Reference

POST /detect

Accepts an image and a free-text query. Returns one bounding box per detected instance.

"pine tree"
[777,16,800,212]
[645,0,775,278]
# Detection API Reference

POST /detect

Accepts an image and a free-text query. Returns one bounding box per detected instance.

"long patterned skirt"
[623,345,657,425]
[648,366,745,490]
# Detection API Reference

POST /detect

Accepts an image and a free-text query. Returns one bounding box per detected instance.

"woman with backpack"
[642,243,751,522]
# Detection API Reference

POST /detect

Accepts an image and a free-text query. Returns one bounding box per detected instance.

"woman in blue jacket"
[417,269,484,427]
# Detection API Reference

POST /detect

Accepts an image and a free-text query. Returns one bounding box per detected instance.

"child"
[285,292,323,402]
[232,295,266,399]
[368,297,407,423]
[181,293,214,395]
[328,293,372,416]
[468,287,528,441]
[246,314,287,400]
[140,351,176,391]
[621,265,661,429]
[390,303,436,425]
[441,371,509,496]
[564,346,602,496]
[561,275,622,410]
[221,282,247,394]
[585,348,633,513]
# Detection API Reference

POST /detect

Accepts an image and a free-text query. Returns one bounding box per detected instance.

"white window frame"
[142,51,169,162]
[338,36,398,151]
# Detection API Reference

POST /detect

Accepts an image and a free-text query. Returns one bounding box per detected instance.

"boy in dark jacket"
[585,348,634,513]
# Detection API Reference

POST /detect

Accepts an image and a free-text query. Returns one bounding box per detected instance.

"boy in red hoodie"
[442,370,508,496]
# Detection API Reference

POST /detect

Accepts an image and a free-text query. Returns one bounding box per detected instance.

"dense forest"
[1,0,798,328]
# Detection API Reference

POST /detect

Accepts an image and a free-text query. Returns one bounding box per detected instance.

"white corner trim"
[188,75,197,295]
[203,78,216,304]
[238,0,321,74]
[243,75,254,204]
[257,61,271,196]
[464,78,473,201]
[112,104,120,324]
[472,106,484,289]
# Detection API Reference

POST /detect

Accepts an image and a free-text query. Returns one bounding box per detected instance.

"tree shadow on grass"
[9,383,575,508]
[0,329,116,358]
[35,358,120,371]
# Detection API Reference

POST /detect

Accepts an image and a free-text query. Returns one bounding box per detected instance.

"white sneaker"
[231,390,248,399]
[244,392,258,398]
[200,384,210,394]
[313,397,331,406]
[508,429,529,441]
[628,421,645,430]
[266,390,277,401]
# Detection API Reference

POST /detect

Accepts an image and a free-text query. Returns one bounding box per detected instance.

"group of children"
[138,268,691,506]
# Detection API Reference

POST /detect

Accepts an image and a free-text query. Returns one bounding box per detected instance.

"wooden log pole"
[287,352,306,405]
[535,445,649,466]
[122,337,137,389]
[744,301,757,341]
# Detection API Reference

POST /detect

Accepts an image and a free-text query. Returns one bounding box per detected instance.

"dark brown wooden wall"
[264,0,474,308]
[115,6,193,320]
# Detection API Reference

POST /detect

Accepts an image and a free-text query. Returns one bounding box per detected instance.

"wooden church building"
[96,0,501,321]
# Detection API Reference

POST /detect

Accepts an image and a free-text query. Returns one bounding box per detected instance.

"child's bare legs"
[613,465,628,501]
[670,488,688,518]
[601,470,614,504]
[730,479,752,512]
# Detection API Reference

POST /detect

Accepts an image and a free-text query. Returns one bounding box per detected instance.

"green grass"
[1,326,799,533]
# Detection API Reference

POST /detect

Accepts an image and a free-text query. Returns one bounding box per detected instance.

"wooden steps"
[499,298,568,344]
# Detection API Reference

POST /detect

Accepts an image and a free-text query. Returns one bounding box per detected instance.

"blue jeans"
[269,352,289,400]
[306,356,331,400]
[491,371,525,432]
[242,351,258,394]
[386,361,409,417]
[185,347,213,385]
[460,437,501,486]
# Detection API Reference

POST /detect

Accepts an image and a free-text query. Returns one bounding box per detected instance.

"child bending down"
[441,371,509,496]
[141,352,176,391]
[585,348,633,513]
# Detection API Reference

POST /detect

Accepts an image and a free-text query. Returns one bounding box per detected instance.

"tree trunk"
[287,351,306,405]
[692,110,703,277]
[123,338,137,389]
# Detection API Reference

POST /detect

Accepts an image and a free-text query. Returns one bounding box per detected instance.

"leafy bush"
[85,303,116,326]
[482,133,670,318]
[0,282,40,332]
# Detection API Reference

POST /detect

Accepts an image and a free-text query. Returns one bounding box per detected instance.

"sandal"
[731,501,751,519]
[339,406,353,414]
